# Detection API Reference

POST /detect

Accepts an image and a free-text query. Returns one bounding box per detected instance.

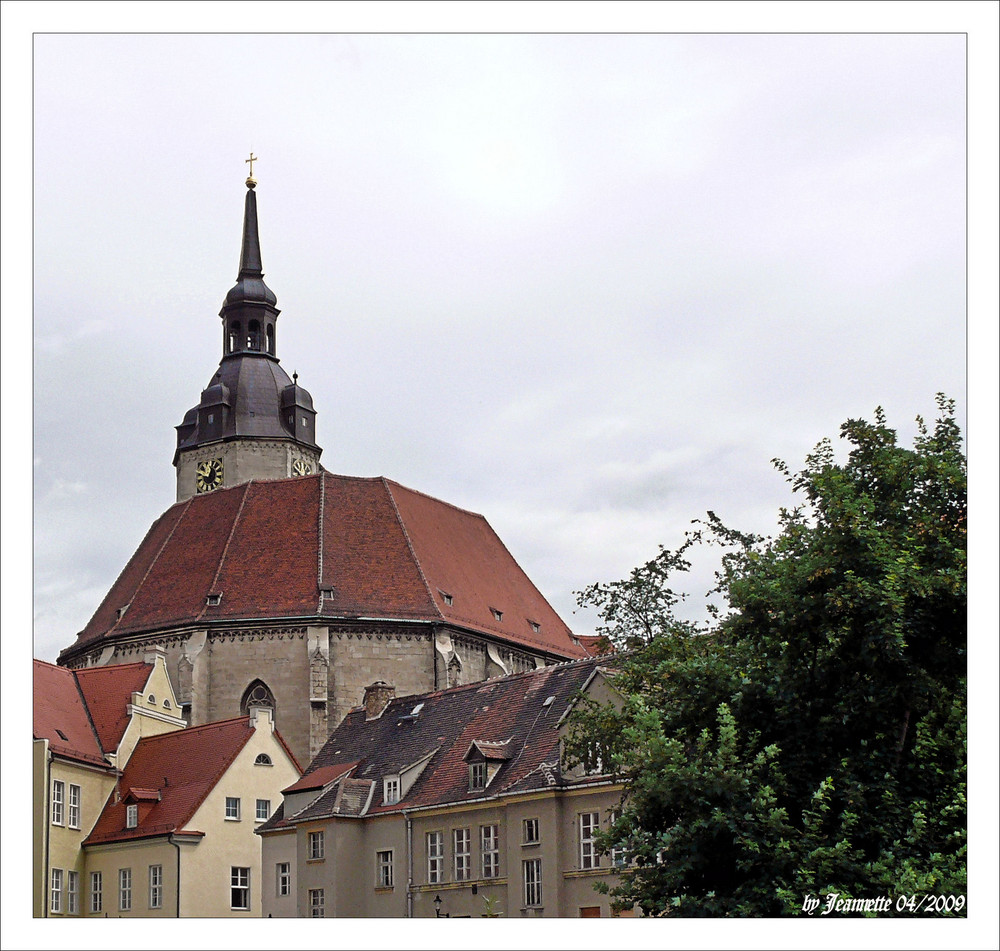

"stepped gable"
[33,660,108,768]
[297,656,606,816]
[62,472,585,662]
[75,662,153,752]
[85,716,257,845]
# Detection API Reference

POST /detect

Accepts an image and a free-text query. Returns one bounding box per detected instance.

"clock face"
[195,458,224,493]
[291,458,312,477]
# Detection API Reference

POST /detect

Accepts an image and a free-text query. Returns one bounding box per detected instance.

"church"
[57,163,586,765]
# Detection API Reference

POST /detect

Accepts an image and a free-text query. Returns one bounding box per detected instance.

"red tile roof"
[287,656,615,821]
[282,762,356,794]
[61,472,585,662]
[85,716,257,845]
[74,662,153,753]
[33,660,107,768]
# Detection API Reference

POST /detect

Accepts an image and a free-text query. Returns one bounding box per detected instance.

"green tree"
[569,396,966,916]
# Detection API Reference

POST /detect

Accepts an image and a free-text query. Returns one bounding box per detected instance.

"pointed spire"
[222,170,277,310]
[237,185,264,279]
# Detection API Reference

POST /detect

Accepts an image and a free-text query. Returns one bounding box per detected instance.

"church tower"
[59,159,586,766]
[173,160,321,501]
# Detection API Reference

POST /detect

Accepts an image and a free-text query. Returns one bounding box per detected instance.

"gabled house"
[258,656,632,918]
[33,650,185,917]
[84,707,300,917]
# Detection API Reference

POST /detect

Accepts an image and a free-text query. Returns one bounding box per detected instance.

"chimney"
[363,681,395,720]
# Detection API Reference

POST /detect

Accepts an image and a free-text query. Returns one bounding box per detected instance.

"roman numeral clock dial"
[195,458,224,493]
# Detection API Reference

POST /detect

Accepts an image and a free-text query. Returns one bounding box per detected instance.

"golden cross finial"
[246,152,258,176]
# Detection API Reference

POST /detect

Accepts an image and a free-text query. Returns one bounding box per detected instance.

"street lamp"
[433,894,449,918]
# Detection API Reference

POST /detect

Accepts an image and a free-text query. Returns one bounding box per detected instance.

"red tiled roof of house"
[74,662,153,753]
[33,660,108,768]
[574,634,615,656]
[290,656,616,820]
[85,716,257,845]
[61,473,585,663]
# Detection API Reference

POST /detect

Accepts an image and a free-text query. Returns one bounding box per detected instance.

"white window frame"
[426,831,444,884]
[523,858,542,907]
[230,866,251,910]
[126,803,138,829]
[522,817,540,844]
[225,796,241,821]
[51,780,65,826]
[308,830,325,860]
[90,871,102,913]
[256,798,270,822]
[50,868,63,914]
[481,824,499,879]
[383,775,400,804]
[453,827,471,881]
[276,862,291,897]
[149,864,163,909]
[376,849,394,888]
[68,784,81,829]
[580,811,600,869]
[119,868,132,912]
[67,869,79,915]
[309,888,325,917]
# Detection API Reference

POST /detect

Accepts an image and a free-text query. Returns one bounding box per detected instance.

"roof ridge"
[196,480,252,622]
[70,666,110,760]
[107,497,194,636]
[381,477,444,623]
[316,471,326,613]
[382,477,486,520]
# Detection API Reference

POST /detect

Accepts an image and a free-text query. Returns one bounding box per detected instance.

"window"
[522,817,540,844]
[481,824,499,879]
[241,680,276,716]
[67,870,79,915]
[119,868,132,912]
[441,591,454,606]
[126,804,138,829]
[580,812,600,869]
[90,872,102,913]
[308,830,325,860]
[51,780,65,826]
[427,831,444,884]
[469,761,487,790]
[148,694,156,704]
[276,863,291,897]
[383,776,400,805]
[231,867,250,910]
[309,888,325,917]
[529,620,541,633]
[491,608,503,622]
[149,865,163,909]
[453,828,471,881]
[256,799,270,822]
[50,868,63,914]
[68,784,81,829]
[376,850,394,888]
[522,858,542,907]
[254,753,273,766]
[225,796,241,820]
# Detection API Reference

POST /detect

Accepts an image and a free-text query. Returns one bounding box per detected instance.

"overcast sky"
[22,28,973,665]
[4,3,999,946]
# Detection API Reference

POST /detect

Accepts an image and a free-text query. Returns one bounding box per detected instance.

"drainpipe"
[168,834,181,918]
[405,811,413,919]
[42,745,51,918]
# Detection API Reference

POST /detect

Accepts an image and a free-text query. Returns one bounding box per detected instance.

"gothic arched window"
[228,321,241,354]
[241,679,276,716]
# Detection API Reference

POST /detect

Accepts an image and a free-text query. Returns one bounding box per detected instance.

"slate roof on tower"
[60,471,586,663]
